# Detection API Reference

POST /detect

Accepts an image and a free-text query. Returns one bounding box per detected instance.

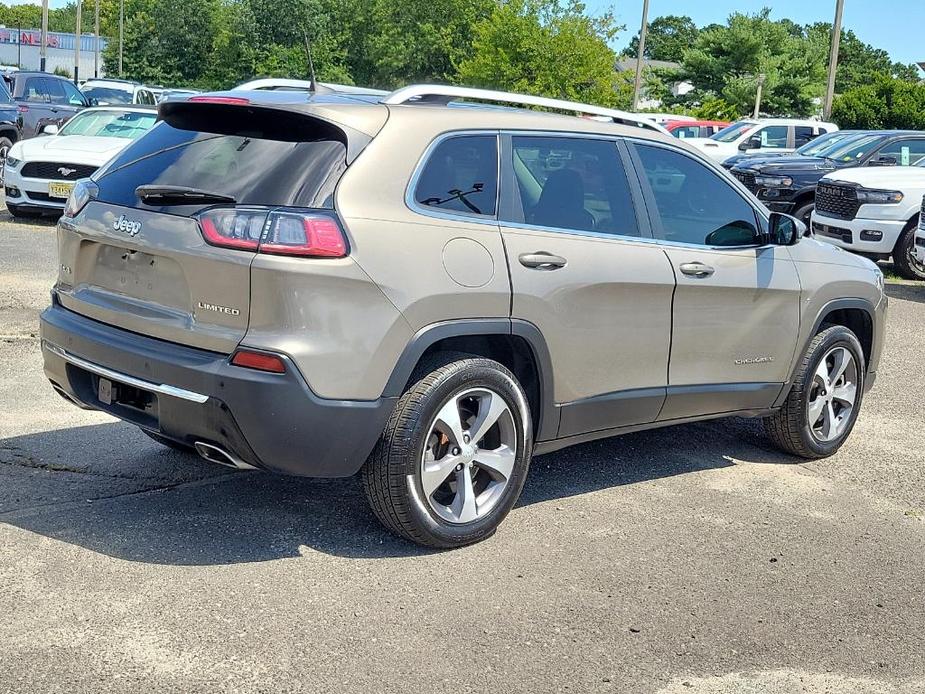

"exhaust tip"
[193,442,257,471]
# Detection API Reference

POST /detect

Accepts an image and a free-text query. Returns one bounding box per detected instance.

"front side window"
[754,125,788,149]
[875,139,925,166]
[505,136,639,237]
[413,134,498,217]
[635,144,760,247]
[61,80,87,106]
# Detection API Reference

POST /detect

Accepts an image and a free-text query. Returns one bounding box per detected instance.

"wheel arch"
[0,125,18,143]
[382,319,558,442]
[774,298,875,407]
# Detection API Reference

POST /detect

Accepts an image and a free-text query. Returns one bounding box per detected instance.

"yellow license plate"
[48,182,74,199]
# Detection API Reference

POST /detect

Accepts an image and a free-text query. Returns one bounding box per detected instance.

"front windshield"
[59,109,157,139]
[710,121,755,143]
[81,86,133,104]
[822,135,885,163]
[795,132,854,157]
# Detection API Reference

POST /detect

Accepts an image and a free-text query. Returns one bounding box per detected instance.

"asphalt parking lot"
[1,207,924,694]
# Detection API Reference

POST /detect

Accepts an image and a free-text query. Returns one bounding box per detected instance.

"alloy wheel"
[419,387,517,524]
[807,346,858,443]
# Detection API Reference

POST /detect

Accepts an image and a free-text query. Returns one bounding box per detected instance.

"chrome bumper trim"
[43,341,210,404]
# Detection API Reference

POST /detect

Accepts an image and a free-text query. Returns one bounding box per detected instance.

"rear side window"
[635,144,759,247]
[413,135,498,217]
[23,77,49,102]
[506,135,639,237]
[794,126,815,147]
[95,121,348,210]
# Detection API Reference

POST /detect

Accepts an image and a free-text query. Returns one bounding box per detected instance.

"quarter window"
[635,144,760,247]
[505,136,639,237]
[413,135,498,217]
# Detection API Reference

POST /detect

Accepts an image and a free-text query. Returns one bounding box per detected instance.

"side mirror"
[869,155,897,167]
[769,212,805,246]
[739,135,761,151]
[42,124,59,135]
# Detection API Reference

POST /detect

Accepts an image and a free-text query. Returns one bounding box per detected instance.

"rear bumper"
[40,300,395,477]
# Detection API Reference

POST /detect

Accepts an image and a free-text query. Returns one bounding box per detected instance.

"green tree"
[626,15,697,63]
[457,0,624,107]
[832,76,925,130]
[680,10,827,117]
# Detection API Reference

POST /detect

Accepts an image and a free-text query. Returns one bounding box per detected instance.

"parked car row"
[724,127,925,280]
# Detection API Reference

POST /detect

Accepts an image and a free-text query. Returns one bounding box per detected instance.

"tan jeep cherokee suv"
[41,86,887,548]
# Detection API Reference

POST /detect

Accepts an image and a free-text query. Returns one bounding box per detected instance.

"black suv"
[4,72,89,139]
[0,76,20,163]
[730,131,925,225]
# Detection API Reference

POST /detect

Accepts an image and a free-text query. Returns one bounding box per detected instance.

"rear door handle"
[519,252,567,270]
[679,262,715,277]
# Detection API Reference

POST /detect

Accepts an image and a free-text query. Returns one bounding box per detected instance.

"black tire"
[792,201,815,228]
[140,428,196,454]
[764,325,865,459]
[0,136,12,169]
[362,354,533,549]
[893,219,925,281]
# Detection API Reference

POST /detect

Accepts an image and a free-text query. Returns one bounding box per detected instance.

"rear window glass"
[95,121,347,209]
[413,135,498,217]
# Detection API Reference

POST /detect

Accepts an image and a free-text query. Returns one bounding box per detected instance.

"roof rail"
[383,84,669,134]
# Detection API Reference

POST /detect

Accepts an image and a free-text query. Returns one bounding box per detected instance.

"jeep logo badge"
[112,214,142,237]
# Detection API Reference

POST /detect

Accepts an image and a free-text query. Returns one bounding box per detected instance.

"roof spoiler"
[158,97,372,162]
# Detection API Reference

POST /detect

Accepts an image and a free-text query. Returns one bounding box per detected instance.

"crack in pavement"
[0,470,247,522]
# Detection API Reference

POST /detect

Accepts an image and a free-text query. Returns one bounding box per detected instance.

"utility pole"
[631,0,650,112]
[823,0,845,120]
[753,73,766,118]
[94,0,100,78]
[17,22,21,68]
[39,0,48,72]
[74,0,82,84]
[118,0,124,77]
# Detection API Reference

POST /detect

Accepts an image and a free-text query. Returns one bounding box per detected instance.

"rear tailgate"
[54,97,386,354]
[56,203,254,353]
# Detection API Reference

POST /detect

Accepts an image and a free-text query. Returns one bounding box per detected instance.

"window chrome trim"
[43,341,210,404]
[404,129,502,227]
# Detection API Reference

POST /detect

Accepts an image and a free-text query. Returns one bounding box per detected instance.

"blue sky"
[589,0,924,68]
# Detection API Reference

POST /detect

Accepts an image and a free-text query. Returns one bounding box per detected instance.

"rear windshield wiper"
[135,185,237,205]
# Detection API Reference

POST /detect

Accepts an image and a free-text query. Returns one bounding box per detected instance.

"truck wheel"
[792,201,815,228]
[764,325,865,459]
[893,221,925,281]
[363,355,532,549]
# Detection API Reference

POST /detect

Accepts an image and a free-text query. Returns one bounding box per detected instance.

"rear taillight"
[260,211,348,258]
[64,178,98,218]
[197,208,348,258]
[199,208,267,251]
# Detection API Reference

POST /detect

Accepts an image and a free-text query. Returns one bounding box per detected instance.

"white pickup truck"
[811,159,925,280]
[685,118,838,163]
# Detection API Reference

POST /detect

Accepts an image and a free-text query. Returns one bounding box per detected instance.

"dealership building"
[0,27,107,78]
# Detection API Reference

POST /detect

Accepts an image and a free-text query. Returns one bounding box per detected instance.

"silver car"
[40,86,887,548]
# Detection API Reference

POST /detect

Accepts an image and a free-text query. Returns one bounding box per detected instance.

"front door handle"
[518,251,568,270]
[519,252,567,270]
[679,262,715,278]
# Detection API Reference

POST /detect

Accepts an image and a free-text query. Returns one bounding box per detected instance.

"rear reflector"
[188,96,251,105]
[230,350,287,373]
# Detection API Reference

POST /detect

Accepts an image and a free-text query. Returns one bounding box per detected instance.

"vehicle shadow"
[885,282,925,305]
[0,418,788,565]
